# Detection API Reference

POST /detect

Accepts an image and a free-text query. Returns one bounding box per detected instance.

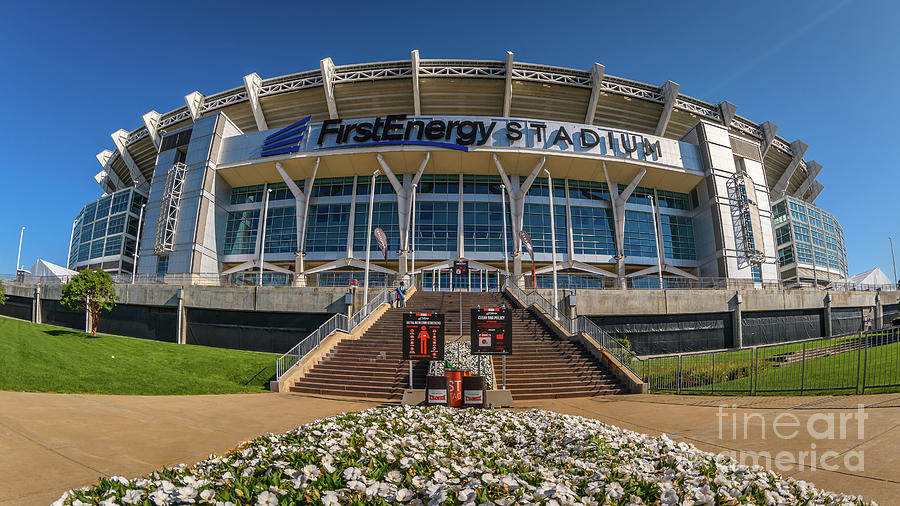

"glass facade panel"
[656,189,691,210]
[523,204,566,253]
[263,206,297,254]
[528,177,566,198]
[567,180,609,202]
[107,214,126,235]
[418,174,458,194]
[354,202,399,252]
[95,196,111,219]
[80,223,93,243]
[776,225,791,245]
[267,182,294,201]
[772,201,787,225]
[414,201,458,252]
[311,177,355,198]
[305,204,350,252]
[356,175,394,196]
[623,186,653,206]
[104,235,122,256]
[224,210,260,255]
[623,211,657,257]
[463,202,511,252]
[778,246,795,266]
[77,243,90,262]
[90,239,105,259]
[660,215,695,260]
[127,216,140,237]
[83,202,97,223]
[793,224,811,243]
[123,237,136,259]
[230,185,264,205]
[130,193,147,215]
[796,242,814,263]
[92,218,107,240]
[463,175,503,195]
[110,192,130,214]
[570,206,614,255]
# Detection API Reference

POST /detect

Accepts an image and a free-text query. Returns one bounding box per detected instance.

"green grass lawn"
[0,316,277,395]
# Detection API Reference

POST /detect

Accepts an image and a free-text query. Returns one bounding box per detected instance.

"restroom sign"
[470,307,512,355]
[403,313,445,360]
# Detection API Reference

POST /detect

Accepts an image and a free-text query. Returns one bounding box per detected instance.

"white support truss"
[807,181,824,202]
[584,63,605,124]
[243,73,268,131]
[655,80,680,136]
[154,162,187,253]
[718,101,737,127]
[158,109,192,130]
[110,129,148,189]
[95,149,125,191]
[794,160,822,199]
[184,91,204,120]
[142,111,161,149]
[320,57,338,119]
[411,49,421,115]
[503,51,514,117]
[760,121,779,157]
[772,140,809,198]
[93,170,112,194]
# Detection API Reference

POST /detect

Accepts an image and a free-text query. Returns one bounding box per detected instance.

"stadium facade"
[71,51,844,289]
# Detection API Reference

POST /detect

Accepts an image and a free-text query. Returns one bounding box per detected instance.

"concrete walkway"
[2,391,898,505]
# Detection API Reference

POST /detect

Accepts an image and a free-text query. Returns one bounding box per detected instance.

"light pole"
[500,184,509,283]
[544,169,558,319]
[258,188,272,286]
[649,195,664,289]
[66,220,77,271]
[16,226,24,272]
[891,237,897,288]
[410,182,417,283]
[131,203,146,284]
[363,169,380,304]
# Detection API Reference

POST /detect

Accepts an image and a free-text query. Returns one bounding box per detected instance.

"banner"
[519,230,534,262]
[403,313,445,360]
[470,307,513,355]
[374,227,388,260]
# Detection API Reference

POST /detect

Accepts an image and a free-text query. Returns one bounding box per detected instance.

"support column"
[84,296,91,334]
[875,292,884,330]
[824,293,833,337]
[177,288,186,344]
[494,154,545,286]
[732,293,743,349]
[603,162,646,289]
[275,160,318,287]
[33,285,41,324]
[376,153,429,282]
[294,252,306,287]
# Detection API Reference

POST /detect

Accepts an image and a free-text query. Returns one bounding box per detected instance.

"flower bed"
[55,407,867,505]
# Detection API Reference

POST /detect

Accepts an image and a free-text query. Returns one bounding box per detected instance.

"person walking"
[396,281,406,308]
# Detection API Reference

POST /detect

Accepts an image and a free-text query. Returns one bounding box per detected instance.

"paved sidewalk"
[2,391,899,505]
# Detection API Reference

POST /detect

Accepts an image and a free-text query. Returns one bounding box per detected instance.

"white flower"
[606,482,624,500]
[342,467,363,481]
[255,490,277,506]
[149,489,170,505]
[321,490,340,506]
[302,464,320,481]
[385,470,402,483]
[396,488,414,502]
[199,489,215,501]
[121,490,143,504]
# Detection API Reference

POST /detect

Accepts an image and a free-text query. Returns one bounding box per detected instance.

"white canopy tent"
[845,267,894,288]
[28,259,77,284]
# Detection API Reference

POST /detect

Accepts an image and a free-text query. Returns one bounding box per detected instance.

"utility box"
[567,293,577,307]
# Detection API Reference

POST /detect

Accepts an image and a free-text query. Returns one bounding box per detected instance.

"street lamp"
[16,226,25,272]
[649,195,664,289]
[258,188,273,286]
[544,169,559,319]
[500,184,509,282]
[410,182,417,282]
[131,203,146,284]
[66,219,77,271]
[363,169,380,304]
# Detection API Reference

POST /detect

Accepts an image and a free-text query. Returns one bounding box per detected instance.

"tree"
[61,269,118,337]
[0,280,6,305]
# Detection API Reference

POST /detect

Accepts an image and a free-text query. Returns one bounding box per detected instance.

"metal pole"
[649,195,664,289]
[409,361,413,389]
[258,188,272,286]
[363,170,379,305]
[66,219,76,271]
[500,184,509,279]
[545,169,558,319]
[16,226,25,271]
[459,292,463,365]
[891,237,898,288]
[410,183,417,279]
[502,355,506,390]
[132,204,146,284]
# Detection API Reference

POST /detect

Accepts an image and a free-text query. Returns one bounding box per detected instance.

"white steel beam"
[320,57,338,119]
[760,121,779,157]
[718,101,737,127]
[807,181,824,202]
[502,51,514,117]
[96,149,125,190]
[142,111,161,149]
[584,63,605,124]
[411,49,421,115]
[110,130,148,188]
[654,80,680,136]
[94,170,112,194]
[794,160,822,199]
[184,91,204,120]
[771,140,808,198]
[243,73,268,131]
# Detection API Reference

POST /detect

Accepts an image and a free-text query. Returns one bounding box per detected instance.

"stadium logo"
[261,115,311,157]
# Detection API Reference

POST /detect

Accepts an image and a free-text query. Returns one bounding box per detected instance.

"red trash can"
[445,369,471,407]
[425,375,449,406]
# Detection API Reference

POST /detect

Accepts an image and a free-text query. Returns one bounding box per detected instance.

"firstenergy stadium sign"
[262,114,694,167]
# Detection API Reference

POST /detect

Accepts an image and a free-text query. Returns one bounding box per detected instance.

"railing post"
[676,354,682,394]
[862,333,869,394]
[800,342,806,395]
[856,334,863,394]
[751,347,757,396]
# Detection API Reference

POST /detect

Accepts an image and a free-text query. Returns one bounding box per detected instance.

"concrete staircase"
[289,291,626,400]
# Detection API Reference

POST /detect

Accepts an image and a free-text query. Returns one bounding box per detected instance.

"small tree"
[61,269,118,337]
[0,280,6,305]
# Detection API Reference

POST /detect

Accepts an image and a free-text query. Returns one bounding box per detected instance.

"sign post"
[403,312,445,391]
[470,306,513,389]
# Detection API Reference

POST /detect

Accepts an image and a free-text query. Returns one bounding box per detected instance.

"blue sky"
[1,0,897,280]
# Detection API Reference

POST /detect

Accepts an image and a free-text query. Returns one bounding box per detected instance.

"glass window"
[528,177,566,198]
[793,224,811,244]
[95,196,112,219]
[570,206,614,255]
[776,225,792,245]
[356,175,394,196]
[778,246,794,266]
[263,206,297,254]
[311,177,355,198]
[463,202,511,252]
[623,186,653,206]
[813,246,827,266]
[567,180,609,202]
[660,215,696,260]
[267,182,294,201]
[157,255,169,276]
[104,235,122,256]
[92,218,107,240]
[751,266,762,282]
[796,242,814,264]
[77,242,90,262]
[523,204,566,254]
[772,201,787,225]
[107,214,126,235]
[656,189,691,210]
[623,211,657,258]
[80,223,93,243]
[123,237,136,259]
[414,201,458,252]
[463,175,503,195]
[224,210,260,255]
[127,215,140,237]
[811,230,826,248]
[418,174,459,194]
[354,202,399,253]
[90,239,105,259]
[111,192,130,214]
[130,193,147,215]
[305,204,350,252]
[83,202,97,223]
[230,185,264,205]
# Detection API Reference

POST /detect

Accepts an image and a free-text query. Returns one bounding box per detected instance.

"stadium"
[71,51,846,290]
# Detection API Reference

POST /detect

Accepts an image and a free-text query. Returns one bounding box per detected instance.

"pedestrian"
[396,281,406,308]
